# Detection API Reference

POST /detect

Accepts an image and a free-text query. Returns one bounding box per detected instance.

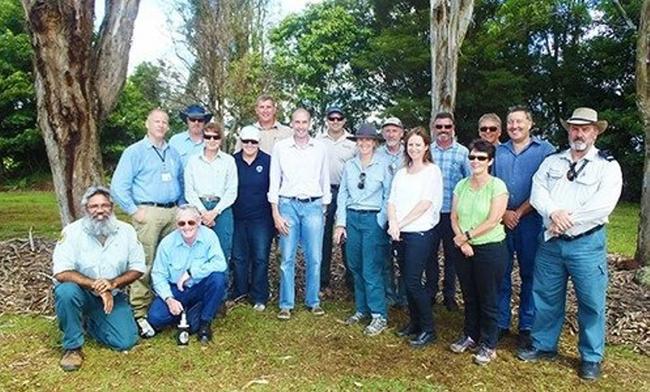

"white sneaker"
[137,318,156,338]
[363,316,387,336]
[253,303,266,312]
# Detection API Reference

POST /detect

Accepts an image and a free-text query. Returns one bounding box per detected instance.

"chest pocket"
[573,166,600,187]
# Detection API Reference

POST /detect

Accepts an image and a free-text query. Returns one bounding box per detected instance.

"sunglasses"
[435,124,453,130]
[241,139,259,145]
[203,134,221,140]
[188,118,205,123]
[479,126,499,133]
[357,172,366,189]
[177,220,197,227]
[328,117,344,122]
[566,161,588,181]
[468,155,489,161]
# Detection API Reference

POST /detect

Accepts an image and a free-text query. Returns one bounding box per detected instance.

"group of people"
[51,95,622,381]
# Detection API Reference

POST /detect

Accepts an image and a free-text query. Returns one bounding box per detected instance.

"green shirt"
[453,176,508,245]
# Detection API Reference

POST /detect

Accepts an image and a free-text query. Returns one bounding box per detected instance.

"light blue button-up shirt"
[494,137,555,210]
[375,144,405,178]
[52,219,146,283]
[151,226,227,300]
[169,131,204,167]
[184,150,238,213]
[110,137,184,215]
[430,141,471,213]
[335,154,391,228]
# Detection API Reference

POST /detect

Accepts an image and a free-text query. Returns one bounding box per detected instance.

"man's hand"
[165,297,183,316]
[176,271,191,292]
[453,233,468,248]
[99,291,114,314]
[92,278,114,293]
[550,210,573,232]
[502,210,520,230]
[548,222,565,235]
[273,213,290,236]
[333,226,346,245]
[132,207,147,224]
[201,209,219,227]
[460,243,474,257]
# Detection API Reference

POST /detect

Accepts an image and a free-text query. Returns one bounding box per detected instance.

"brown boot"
[60,349,83,371]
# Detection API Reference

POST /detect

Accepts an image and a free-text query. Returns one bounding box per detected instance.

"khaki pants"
[130,206,177,319]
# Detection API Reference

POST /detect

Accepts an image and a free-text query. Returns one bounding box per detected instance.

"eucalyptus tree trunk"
[636,0,650,268]
[21,0,140,225]
[430,0,475,115]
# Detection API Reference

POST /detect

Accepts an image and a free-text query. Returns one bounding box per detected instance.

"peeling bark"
[21,0,140,225]
[636,0,650,266]
[430,0,474,115]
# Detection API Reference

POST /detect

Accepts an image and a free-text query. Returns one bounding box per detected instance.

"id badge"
[161,171,172,182]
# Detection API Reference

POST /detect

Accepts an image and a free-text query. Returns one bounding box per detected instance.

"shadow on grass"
[0,301,648,391]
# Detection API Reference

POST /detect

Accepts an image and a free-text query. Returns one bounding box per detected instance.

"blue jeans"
[455,241,509,348]
[54,282,138,351]
[498,212,543,331]
[231,218,274,304]
[278,198,324,310]
[147,271,226,333]
[425,213,460,302]
[395,229,437,333]
[531,228,608,362]
[345,210,387,318]
[321,185,352,290]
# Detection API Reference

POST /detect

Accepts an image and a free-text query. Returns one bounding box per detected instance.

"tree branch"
[612,0,637,30]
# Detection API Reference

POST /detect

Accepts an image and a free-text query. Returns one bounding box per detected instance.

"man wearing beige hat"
[518,107,622,381]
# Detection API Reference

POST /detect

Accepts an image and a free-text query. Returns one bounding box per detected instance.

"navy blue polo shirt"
[233,151,273,222]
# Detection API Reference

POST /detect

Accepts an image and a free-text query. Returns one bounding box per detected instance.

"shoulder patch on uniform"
[598,150,615,161]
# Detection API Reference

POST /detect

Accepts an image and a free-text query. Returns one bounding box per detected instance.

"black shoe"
[395,323,420,338]
[517,347,558,362]
[579,361,601,381]
[197,323,212,345]
[409,331,437,348]
[443,297,459,311]
[497,328,510,342]
[517,330,532,350]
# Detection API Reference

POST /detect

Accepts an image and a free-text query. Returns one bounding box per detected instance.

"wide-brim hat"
[180,104,213,123]
[347,123,383,141]
[560,107,608,134]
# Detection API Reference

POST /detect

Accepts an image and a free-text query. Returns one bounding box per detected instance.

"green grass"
[0,191,641,257]
[1,305,648,391]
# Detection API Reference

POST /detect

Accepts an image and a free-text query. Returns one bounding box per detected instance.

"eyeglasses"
[241,139,259,145]
[177,220,197,227]
[468,155,489,161]
[203,134,220,140]
[479,126,499,133]
[435,124,453,130]
[188,118,205,123]
[566,161,588,181]
[328,116,344,122]
[357,172,366,189]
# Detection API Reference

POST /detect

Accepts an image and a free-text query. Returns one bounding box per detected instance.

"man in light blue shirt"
[494,105,555,349]
[53,186,146,371]
[110,108,184,333]
[148,205,227,345]
[429,112,471,311]
[169,104,212,166]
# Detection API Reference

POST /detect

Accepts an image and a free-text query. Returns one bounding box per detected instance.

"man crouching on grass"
[53,186,146,371]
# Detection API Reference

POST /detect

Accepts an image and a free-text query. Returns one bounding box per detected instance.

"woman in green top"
[449,139,509,366]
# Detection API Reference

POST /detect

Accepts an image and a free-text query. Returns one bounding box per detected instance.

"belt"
[200,196,221,203]
[552,224,604,241]
[139,201,176,208]
[348,208,380,214]
[281,196,322,203]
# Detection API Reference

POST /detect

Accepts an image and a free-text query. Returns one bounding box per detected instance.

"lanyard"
[152,146,167,163]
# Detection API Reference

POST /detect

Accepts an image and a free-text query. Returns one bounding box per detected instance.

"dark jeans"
[395,228,437,334]
[425,213,460,302]
[321,185,352,290]
[231,218,274,304]
[455,241,508,349]
[147,271,226,333]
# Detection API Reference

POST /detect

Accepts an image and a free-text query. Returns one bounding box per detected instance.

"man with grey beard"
[52,186,146,372]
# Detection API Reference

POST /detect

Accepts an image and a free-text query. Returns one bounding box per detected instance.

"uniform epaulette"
[597,150,615,161]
